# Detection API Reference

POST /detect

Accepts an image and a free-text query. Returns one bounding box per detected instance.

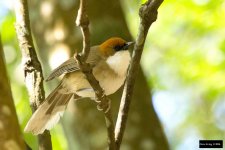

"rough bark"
[28,0,169,149]
[0,35,26,150]
[14,0,52,149]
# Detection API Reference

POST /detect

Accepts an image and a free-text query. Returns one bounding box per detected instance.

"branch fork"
[75,0,164,149]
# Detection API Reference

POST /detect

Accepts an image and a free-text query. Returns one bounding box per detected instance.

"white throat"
[106,51,131,76]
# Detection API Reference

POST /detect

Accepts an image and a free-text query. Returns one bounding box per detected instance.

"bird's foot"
[95,97,111,113]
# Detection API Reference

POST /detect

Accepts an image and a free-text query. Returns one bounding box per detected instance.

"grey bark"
[14,0,52,149]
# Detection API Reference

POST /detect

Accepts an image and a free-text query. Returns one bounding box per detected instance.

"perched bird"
[24,37,133,135]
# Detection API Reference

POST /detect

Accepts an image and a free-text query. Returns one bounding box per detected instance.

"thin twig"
[75,0,90,61]
[115,0,164,149]
[14,0,52,149]
[75,0,116,149]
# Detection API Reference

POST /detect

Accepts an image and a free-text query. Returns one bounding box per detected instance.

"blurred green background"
[1,0,225,149]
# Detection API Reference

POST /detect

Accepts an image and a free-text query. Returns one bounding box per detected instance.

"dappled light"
[40,1,53,19]
[49,44,70,70]
[123,0,225,149]
[53,25,66,41]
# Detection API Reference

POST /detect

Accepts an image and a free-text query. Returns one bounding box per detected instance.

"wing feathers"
[24,84,73,135]
[46,58,79,81]
[46,46,103,81]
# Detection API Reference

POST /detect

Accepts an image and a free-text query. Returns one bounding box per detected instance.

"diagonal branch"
[115,0,164,149]
[75,0,116,149]
[14,0,52,149]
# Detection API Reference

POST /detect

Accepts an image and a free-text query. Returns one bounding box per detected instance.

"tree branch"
[14,0,52,149]
[115,0,164,149]
[75,0,116,149]
[75,0,90,61]
[0,33,27,150]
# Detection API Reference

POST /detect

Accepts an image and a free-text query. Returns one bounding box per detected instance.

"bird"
[24,37,134,135]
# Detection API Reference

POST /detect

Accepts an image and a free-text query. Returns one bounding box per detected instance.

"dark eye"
[114,45,122,51]
[114,43,127,51]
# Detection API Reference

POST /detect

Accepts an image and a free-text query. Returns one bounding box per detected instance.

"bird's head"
[99,37,134,57]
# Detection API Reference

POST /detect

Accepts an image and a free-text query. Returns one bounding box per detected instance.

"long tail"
[24,83,73,135]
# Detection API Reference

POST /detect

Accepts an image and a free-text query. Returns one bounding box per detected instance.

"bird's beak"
[124,41,134,50]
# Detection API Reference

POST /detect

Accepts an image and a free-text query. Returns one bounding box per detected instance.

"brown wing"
[46,57,79,81]
[24,83,74,134]
[46,46,104,81]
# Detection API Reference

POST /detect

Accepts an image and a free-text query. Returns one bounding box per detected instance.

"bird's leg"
[95,96,111,113]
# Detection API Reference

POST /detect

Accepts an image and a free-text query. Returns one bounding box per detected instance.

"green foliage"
[1,12,15,43]
[1,11,38,149]
[123,0,225,149]
[1,10,67,150]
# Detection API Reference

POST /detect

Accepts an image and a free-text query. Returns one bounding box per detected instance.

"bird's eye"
[114,45,122,51]
[114,43,127,51]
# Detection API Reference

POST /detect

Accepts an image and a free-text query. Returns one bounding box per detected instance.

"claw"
[96,97,111,113]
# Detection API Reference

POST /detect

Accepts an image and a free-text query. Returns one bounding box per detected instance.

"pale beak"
[124,41,134,50]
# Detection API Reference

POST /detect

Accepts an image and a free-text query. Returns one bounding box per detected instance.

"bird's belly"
[62,72,94,97]
[93,64,126,95]
[62,65,126,98]
[99,75,125,95]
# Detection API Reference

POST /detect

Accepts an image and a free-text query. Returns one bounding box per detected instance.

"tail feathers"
[24,84,73,135]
